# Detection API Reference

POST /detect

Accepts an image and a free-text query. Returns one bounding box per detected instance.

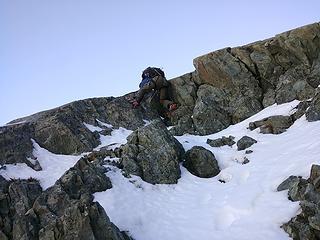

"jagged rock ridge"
[170,22,320,135]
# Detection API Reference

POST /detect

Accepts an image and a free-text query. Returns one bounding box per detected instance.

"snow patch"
[95,127,133,150]
[0,140,80,190]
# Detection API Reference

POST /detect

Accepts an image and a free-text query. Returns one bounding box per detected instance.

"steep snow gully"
[2,100,320,240]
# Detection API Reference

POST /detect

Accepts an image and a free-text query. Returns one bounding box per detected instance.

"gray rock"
[309,213,320,231]
[304,184,320,204]
[191,23,320,138]
[306,89,320,122]
[277,176,301,191]
[0,96,158,165]
[281,164,320,239]
[121,120,185,184]
[169,106,195,136]
[245,150,253,154]
[58,157,112,198]
[243,157,250,164]
[288,178,309,201]
[0,123,35,169]
[292,101,311,121]
[309,164,320,193]
[32,157,131,240]
[170,72,198,107]
[282,219,317,240]
[237,136,257,151]
[275,66,315,104]
[307,55,320,88]
[0,156,131,240]
[0,177,42,240]
[183,146,220,178]
[193,85,232,135]
[300,201,319,218]
[193,48,263,124]
[249,115,294,134]
[206,136,235,147]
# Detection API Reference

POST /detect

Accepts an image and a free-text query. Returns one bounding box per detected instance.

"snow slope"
[94,100,320,240]
[1,100,320,240]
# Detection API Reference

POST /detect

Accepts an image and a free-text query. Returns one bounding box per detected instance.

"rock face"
[31,157,131,240]
[0,123,37,169]
[0,96,159,169]
[0,177,42,240]
[306,88,320,121]
[121,120,185,184]
[183,146,220,178]
[192,85,232,135]
[170,22,320,135]
[279,165,320,240]
[0,157,132,240]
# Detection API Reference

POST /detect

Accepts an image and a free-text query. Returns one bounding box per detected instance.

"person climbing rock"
[130,67,177,113]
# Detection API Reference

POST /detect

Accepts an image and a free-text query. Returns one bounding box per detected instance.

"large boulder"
[183,146,220,178]
[207,135,235,148]
[237,136,257,151]
[249,115,294,134]
[121,120,185,184]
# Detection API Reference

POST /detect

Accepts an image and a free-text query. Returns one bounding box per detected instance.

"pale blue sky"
[1,0,319,124]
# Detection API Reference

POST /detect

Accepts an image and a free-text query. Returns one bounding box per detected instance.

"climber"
[129,67,177,113]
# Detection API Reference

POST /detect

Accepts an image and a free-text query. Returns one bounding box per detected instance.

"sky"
[1,0,320,124]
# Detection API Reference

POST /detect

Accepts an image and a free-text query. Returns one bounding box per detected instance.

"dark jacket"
[136,75,170,103]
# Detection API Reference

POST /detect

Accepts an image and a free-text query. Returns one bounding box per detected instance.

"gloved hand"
[132,100,140,108]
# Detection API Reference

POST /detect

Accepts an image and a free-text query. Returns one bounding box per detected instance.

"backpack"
[139,77,152,88]
[141,67,165,79]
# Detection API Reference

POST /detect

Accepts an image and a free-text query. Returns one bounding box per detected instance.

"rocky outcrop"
[0,96,159,169]
[0,157,132,240]
[170,22,320,135]
[183,146,220,178]
[0,177,42,240]
[30,157,132,240]
[0,123,38,170]
[279,165,320,240]
[120,120,185,184]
